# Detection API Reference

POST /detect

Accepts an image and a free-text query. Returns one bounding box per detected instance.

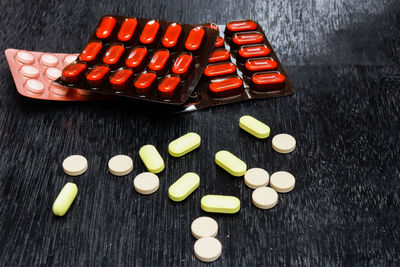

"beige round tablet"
[252,187,278,209]
[270,171,295,193]
[244,168,269,189]
[108,155,133,176]
[133,172,160,194]
[62,155,88,176]
[194,237,222,262]
[20,65,39,78]
[272,134,296,153]
[191,217,218,239]
[25,79,44,94]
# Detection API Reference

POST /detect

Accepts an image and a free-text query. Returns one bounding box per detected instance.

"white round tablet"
[25,79,44,94]
[40,54,58,67]
[45,67,62,80]
[270,171,295,193]
[16,51,34,64]
[191,217,218,239]
[64,55,77,65]
[20,65,39,78]
[252,187,278,209]
[51,84,70,96]
[108,155,133,176]
[62,155,88,176]
[272,134,296,154]
[244,168,269,189]
[194,237,222,262]
[133,172,160,194]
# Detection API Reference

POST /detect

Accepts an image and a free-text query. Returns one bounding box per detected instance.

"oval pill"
[201,195,240,214]
[40,54,59,67]
[61,62,87,83]
[52,182,78,216]
[208,76,243,98]
[140,20,160,45]
[158,75,181,98]
[226,20,258,34]
[110,68,133,91]
[96,16,116,39]
[215,150,247,177]
[125,46,147,69]
[134,71,157,95]
[232,31,264,47]
[45,67,62,80]
[168,172,200,202]
[252,71,286,91]
[148,49,170,73]
[162,23,182,48]
[209,49,230,63]
[16,51,34,64]
[185,26,205,52]
[172,53,193,76]
[239,115,270,139]
[103,44,125,65]
[118,18,137,42]
[86,65,110,87]
[25,79,44,94]
[203,62,236,79]
[214,36,224,48]
[139,144,164,173]
[168,132,201,157]
[20,65,39,78]
[80,42,102,63]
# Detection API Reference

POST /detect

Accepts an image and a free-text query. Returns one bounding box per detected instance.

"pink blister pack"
[5,48,107,101]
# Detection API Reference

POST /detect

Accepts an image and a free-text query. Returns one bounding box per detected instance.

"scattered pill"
[25,79,44,94]
[62,155,88,176]
[244,168,269,189]
[215,150,247,177]
[133,172,160,194]
[201,195,240,214]
[20,65,39,78]
[168,172,200,202]
[168,132,201,157]
[239,115,270,139]
[108,155,133,176]
[194,237,222,262]
[269,171,295,193]
[52,182,78,216]
[45,67,62,80]
[16,51,34,64]
[40,54,59,67]
[272,133,296,153]
[191,216,218,239]
[139,145,164,173]
[252,187,278,209]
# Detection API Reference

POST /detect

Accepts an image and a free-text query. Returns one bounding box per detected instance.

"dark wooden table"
[0,0,399,266]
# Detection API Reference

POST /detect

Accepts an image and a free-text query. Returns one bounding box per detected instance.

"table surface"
[0,0,399,266]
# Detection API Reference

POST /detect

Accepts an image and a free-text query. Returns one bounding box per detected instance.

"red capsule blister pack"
[54,15,218,105]
[182,20,295,111]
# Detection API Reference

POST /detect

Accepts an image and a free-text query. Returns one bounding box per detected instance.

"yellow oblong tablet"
[239,115,270,139]
[52,182,78,216]
[201,195,240,214]
[139,144,165,173]
[168,132,201,157]
[215,150,247,176]
[168,172,200,201]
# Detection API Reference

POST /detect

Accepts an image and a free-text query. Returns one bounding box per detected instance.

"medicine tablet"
[62,155,88,176]
[168,132,201,157]
[20,65,39,78]
[64,55,77,65]
[244,168,269,189]
[51,84,70,96]
[191,217,218,239]
[40,54,58,67]
[269,171,295,193]
[25,79,44,94]
[272,134,296,153]
[45,67,62,81]
[168,172,200,201]
[252,187,278,209]
[239,115,270,139]
[139,145,164,173]
[194,237,222,262]
[215,150,247,177]
[52,182,78,216]
[108,155,133,176]
[16,51,34,64]
[201,195,240,214]
[133,172,160,194]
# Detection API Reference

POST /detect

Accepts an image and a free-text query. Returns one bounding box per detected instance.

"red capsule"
[209,49,230,63]
[118,18,137,42]
[185,27,205,52]
[96,16,117,39]
[232,31,264,48]
[140,20,160,45]
[158,75,181,98]
[209,76,243,98]
[244,57,277,76]
[203,62,236,79]
[251,71,285,91]
[148,50,171,74]
[162,23,182,49]
[86,65,110,87]
[125,47,148,70]
[172,53,193,76]
[134,72,157,95]
[225,20,257,36]
[214,37,224,48]
[80,42,102,63]
[238,44,270,62]
[103,45,125,65]
[110,69,133,91]
[61,62,87,83]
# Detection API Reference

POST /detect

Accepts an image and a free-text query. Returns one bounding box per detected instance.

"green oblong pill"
[52,182,78,216]
[139,144,165,173]
[168,132,201,157]
[215,150,247,176]
[201,195,240,214]
[239,115,270,139]
[168,172,200,202]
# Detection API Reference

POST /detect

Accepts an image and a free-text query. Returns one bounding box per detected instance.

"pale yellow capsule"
[139,145,165,173]
[52,182,78,216]
[201,195,240,214]
[168,172,200,201]
[239,115,270,139]
[168,132,201,157]
[215,150,247,176]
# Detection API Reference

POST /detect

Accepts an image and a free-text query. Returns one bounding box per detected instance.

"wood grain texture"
[0,0,399,266]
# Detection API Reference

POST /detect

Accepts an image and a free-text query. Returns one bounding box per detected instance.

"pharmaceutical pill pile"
[52,114,296,262]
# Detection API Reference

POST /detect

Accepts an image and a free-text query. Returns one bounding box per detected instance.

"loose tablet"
[108,155,133,176]
[252,187,278,209]
[168,132,201,157]
[244,168,269,189]
[269,171,295,193]
[239,115,270,139]
[62,155,88,176]
[201,195,240,214]
[52,182,78,216]
[272,133,296,153]
[191,216,218,239]
[215,150,247,177]
[194,237,222,262]
[133,172,160,194]
[168,172,200,201]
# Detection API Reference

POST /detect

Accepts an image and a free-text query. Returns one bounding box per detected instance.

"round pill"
[16,51,34,64]
[64,55,77,65]
[191,217,218,239]
[45,67,62,80]
[244,168,269,189]
[272,134,296,154]
[194,237,222,262]
[20,65,39,78]
[269,171,295,193]
[108,155,133,176]
[62,155,88,176]
[133,172,160,194]
[252,187,278,209]
[51,84,70,96]
[25,79,44,94]
[40,54,59,67]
